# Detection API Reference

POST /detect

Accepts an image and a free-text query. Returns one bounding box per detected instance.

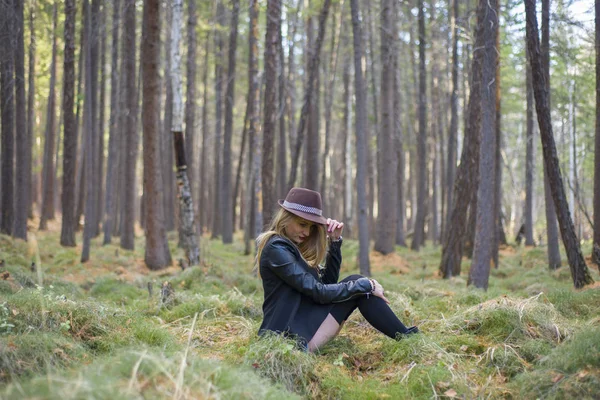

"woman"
[256,187,418,352]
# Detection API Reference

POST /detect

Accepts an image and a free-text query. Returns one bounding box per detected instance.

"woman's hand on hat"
[326,218,344,240]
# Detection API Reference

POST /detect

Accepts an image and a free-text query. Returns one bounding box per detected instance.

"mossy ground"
[0,226,599,399]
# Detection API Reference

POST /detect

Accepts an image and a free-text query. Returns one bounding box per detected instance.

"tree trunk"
[411,0,428,251]
[199,30,210,234]
[594,0,600,267]
[81,0,100,262]
[468,0,498,290]
[445,0,459,238]
[39,2,58,231]
[493,0,503,266]
[304,15,320,191]
[524,0,593,289]
[276,7,287,201]
[142,0,171,269]
[96,3,107,237]
[374,0,397,255]
[222,0,240,244]
[541,0,561,269]
[103,0,121,244]
[120,0,138,250]
[350,0,371,276]
[525,48,535,246]
[171,0,199,265]
[60,0,78,247]
[26,1,35,219]
[13,0,28,240]
[210,1,225,238]
[0,0,14,235]
[185,0,197,204]
[287,0,332,193]
[439,0,484,278]
[394,25,406,247]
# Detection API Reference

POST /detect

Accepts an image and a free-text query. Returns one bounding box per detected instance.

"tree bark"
[541,0,561,269]
[61,0,78,247]
[13,0,28,239]
[0,0,14,235]
[594,0,600,267]
[525,48,535,246]
[350,0,371,276]
[304,15,320,191]
[222,0,240,244]
[162,2,175,232]
[103,0,121,244]
[374,0,397,255]
[39,2,58,231]
[171,0,199,265]
[142,0,171,269]
[199,30,210,234]
[468,0,498,290]
[411,0,428,251]
[26,1,35,219]
[120,0,138,250]
[439,0,484,278]
[185,0,197,203]
[524,0,593,289]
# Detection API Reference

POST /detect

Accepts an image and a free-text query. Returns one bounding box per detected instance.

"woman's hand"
[370,279,390,304]
[326,218,344,240]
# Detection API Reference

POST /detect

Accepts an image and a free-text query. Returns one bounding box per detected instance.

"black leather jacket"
[258,235,372,344]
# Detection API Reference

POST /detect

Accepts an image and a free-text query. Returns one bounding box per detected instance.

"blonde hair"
[255,208,327,270]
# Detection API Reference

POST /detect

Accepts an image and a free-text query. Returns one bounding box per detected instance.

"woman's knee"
[340,274,365,283]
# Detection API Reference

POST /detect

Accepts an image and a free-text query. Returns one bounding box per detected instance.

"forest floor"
[1,221,600,399]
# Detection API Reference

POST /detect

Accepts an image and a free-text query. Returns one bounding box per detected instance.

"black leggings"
[329,274,410,339]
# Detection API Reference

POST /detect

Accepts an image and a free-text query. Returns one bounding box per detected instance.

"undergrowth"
[0,231,599,399]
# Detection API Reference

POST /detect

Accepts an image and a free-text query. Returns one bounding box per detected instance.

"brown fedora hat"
[278,187,328,225]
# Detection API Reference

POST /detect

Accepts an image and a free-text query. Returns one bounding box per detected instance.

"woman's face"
[285,216,315,244]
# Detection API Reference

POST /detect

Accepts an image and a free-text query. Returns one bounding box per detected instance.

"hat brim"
[278,199,328,225]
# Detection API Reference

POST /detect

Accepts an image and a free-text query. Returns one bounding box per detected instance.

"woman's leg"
[329,275,414,339]
[307,314,342,352]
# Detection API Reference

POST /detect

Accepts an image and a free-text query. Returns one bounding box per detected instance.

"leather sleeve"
[262,239,371,304]
[321,240,342,284]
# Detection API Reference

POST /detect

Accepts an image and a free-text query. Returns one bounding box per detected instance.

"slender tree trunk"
[468,0,498,290]
[439,0,484,278]
[411,0,428,251]
[541,0,561,269]
[81,0,101,262]
[593,0,600,267]
[211,0,225,238]
[39,3,58,231]
[222,0,240,244]
[374,0,397,255]
[525,48,535,246]
[199,31,210,234]
[524,0,593,289]
[60,0,78,247]
[304,15,320,191]
[103,0,121,244]
[13,0,28,239]
[185,0,197,202]
[276,5,287,200]
[171,0,199,265]
[287,0,332,192]
[394,25,406,247]
[74,1,87,231]
[26,1,35,219]
[120,0,138,250]
[0,0,14,235]
[350,0,371,276]
[142,0,171,269]
[493,0,503,266]
[96,3,107,237]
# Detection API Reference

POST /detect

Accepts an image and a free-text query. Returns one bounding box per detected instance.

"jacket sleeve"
[263,239,371,304]
[321,240,342,284]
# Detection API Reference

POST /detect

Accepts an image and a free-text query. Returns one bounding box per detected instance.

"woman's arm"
[321,238,342,284]
[263,239,371,304]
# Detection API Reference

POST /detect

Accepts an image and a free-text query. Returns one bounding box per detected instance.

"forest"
[0,0,600,398]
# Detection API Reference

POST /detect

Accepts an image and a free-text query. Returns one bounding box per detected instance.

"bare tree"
[120,0,138,250]
[171,0,199,265]
[524,0,593,289]
[60,0,78,247]
[142,0,171,269]
[594,0,600,267]
[468,0,498,290]
[222,0,240,243]
[13,0,28,239]
[39,2,58,231]
[525,48,535,246]
[374,0,397,255]
[350,0,371,276]
[411,0,428,251]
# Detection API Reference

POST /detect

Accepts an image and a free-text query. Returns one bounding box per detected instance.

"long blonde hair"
[255,208,327,270]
